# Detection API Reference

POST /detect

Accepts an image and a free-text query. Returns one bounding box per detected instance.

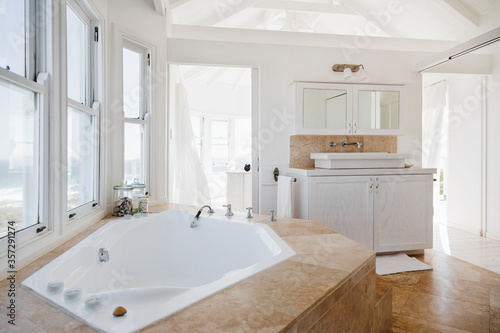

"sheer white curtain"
[170,67,211,206]
[422,81,447,169]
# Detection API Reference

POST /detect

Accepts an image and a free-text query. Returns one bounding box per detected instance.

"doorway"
[422,73,485,236]
[168,64,258,212]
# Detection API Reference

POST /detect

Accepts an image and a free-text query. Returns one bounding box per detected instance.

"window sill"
[0,207,106,281]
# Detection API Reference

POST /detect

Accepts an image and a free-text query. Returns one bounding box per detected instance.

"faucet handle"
[269,209,276,222]
[223,204,234,216]
[246,207,253,219]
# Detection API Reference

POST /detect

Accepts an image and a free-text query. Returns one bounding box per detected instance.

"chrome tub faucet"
[223,204,234,216]
[246,207,253,219]
[191,205,215,228]
[269,209,277,222]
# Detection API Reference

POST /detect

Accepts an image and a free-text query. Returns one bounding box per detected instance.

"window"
[0,0,48,239]
[66,0,100,213]
[123,41,150,185]
[0,78,42,238]
[192,116,251,174]
[210,120,229,172]
[0,0,37,79]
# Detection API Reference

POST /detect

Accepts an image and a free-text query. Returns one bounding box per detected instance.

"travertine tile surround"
[290,135,398,168]
[0,204,380,332]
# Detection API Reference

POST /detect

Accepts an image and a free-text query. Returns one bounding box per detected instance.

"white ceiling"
[167,0,500,52]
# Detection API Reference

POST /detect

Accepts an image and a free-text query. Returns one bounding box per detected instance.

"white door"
[309,176,374,249]
[374,175,433,252]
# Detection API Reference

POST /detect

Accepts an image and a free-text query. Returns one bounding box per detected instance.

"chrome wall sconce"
[332,64,368,82]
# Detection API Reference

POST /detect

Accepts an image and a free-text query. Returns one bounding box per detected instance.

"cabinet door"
[374,175,433,252]
[296,82,353,135]
[309,176,373,249]
[353,84,404,135]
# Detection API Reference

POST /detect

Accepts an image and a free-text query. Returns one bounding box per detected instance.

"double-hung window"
[210,120,229,173]
[123,41,150,185]
[66,0,100,215]
[0,0,48,239]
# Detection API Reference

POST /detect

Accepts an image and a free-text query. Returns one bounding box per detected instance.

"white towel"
[277,176,293,218]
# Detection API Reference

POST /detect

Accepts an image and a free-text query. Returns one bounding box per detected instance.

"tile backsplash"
[289,135,397,168]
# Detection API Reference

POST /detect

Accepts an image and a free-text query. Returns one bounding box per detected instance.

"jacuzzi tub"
[22,209,296,333]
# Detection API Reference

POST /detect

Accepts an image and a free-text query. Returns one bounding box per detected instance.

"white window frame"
[207,118,231,174]
[0,69,49,247]
[66,0,101,220]
[122,39,151,187]
[0,0,50,248]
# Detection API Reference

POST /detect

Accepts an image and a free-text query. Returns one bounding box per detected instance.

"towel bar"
[273,167,297,183]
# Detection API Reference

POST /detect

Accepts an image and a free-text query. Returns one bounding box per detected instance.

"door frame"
[166,63,260,212]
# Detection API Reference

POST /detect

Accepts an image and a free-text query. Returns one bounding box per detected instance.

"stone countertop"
[0,204,375,332]
[287,167,437,177]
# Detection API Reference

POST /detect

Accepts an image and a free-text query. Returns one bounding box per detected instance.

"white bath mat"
[376,253,432,275]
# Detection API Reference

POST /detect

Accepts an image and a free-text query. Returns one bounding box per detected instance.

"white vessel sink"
[311,152,406,169]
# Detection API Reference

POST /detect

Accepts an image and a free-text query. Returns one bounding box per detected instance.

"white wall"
[487,52,500,240]
[106,0,167,207]
[446,75,483,233]
[167,38,431,213]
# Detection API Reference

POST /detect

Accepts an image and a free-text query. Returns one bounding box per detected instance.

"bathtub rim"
[20,209,298,333]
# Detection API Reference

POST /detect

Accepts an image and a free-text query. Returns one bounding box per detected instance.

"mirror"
[358,90,399,130]
[303,88,347,129]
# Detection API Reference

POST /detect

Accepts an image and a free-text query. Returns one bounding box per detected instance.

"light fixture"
[343,67,352,80]
[359,64,368,82]
[332,64,368,81]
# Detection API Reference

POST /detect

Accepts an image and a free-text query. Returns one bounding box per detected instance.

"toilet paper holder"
[273,167,297,183]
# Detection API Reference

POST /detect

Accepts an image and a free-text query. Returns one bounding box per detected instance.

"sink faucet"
[191,205,215,228]
[342,141,362,148]
[223,204,234,216]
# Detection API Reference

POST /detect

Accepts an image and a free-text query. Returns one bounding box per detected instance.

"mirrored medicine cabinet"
[295,82,404,135]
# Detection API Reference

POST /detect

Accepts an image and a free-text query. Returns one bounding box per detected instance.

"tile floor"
[379,222,500,332]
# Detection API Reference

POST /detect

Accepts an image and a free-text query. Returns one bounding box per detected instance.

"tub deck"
[0,203,378,332]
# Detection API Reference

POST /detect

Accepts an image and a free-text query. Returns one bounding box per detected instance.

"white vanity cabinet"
[309,176,374,249]
[291,169,434,252]
[372,175,433,252]
[294,82,404,135]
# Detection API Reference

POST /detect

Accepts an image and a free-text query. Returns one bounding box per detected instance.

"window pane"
[67,5,87,104]
[211,120,228,172]
[211,120,228,139]
[67,106,96,210]
[123,47,143,119]
[124,122,144,184]
[0,79,38,237]
[0,0,25,77]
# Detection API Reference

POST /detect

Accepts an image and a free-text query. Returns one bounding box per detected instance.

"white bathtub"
[22,209,296,333]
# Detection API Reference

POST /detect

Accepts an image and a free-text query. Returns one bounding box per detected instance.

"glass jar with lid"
[130,179,147,214]
[113,183,133,216]
[138,196,149,215]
